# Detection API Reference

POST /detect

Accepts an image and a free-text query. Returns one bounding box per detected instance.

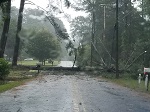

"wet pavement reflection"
[0,72,150,112]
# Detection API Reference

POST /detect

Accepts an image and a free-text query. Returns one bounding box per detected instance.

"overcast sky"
[12,0,140,35]
[12,0,87,34]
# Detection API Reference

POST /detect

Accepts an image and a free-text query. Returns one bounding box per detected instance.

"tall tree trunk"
[124,0,129,28]
[0,0,11,58]
[12,0,25,66]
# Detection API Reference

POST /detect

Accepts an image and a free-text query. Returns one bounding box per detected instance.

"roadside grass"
[17,60,59,66]
[0,80,29,93]
[110,78,150,92]
[17,60,38,66]
[0,69,37,93]
[0,60,60,93]
[100,72,150,94]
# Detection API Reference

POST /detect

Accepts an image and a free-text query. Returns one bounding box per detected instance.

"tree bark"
[0,0,11,58]
[12,0,25,66]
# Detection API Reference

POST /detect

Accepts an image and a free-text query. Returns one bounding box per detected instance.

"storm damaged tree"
[0,0,11,58]
[71,0,149,73]
[70,16,92,67]
[12,0,25,66]
[11,0,71,66]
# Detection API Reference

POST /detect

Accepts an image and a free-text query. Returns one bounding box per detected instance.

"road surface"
[0,72,150,112]
[57,61,76,67]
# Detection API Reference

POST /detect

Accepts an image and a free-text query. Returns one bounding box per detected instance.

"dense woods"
[0,0,70,66]
[70,0,150,73]
[0,0,150,74]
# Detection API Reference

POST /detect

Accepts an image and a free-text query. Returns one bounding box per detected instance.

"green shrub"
[0,58,10,81]
[77,45,91,67]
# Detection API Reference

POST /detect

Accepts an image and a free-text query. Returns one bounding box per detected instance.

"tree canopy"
[26,29,61,62]
[70,0,150,72]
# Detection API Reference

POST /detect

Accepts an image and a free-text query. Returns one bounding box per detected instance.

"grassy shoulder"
[101,73,150,94]
[0,60,60,93]
[0,69,37,93]
[17,60,59,66]
[0,79,29,93]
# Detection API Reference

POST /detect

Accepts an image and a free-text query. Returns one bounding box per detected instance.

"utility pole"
[116,0,119,78]
[90,15,93,67]
[90,0,95,67]
[103,5,106,39]
[91,10,95,67]
[100,4,106,40]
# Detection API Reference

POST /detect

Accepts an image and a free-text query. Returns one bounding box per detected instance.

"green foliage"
[0,58,9,80]
[142,0,150,16]
[70,16,91,44]
[77,45,91,67]
[26,29,61,61]
[4,19,17,59]
[0,81,23,93]
[71,0,150,71]
[51,17,69,40]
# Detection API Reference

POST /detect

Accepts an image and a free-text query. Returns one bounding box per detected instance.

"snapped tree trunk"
[12,0,25,66]
[72,48,77,67]
[0,0,11,58]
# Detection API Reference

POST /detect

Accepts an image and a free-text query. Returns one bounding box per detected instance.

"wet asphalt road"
[0,72,150,112]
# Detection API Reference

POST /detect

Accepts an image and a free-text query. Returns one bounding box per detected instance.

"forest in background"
[0,0,150,74]
[70,0,150,74]
[0,0,73,67]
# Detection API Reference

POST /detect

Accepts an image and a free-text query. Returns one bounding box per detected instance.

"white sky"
[12,0,87,34]
[12,0,141,35]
